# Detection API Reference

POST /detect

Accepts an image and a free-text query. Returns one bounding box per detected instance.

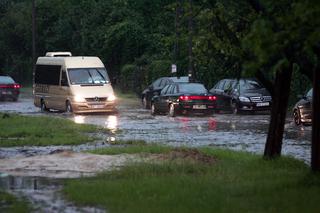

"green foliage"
[0,0,318,99]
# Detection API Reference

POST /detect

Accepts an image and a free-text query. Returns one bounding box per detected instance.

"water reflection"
[177,117,217,132]
[105,115,118,133]
[74,115,85,124]
[73,115,118,133]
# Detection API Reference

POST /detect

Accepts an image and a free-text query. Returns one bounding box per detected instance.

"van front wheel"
[40,100,48,112]
[66,101,73,113]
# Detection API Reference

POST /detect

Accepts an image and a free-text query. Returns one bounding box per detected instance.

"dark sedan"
[151,82,217,117]
[210,78,272,114]
[0,75,21,101]
[141,76,189,109]
[293,88,312,126]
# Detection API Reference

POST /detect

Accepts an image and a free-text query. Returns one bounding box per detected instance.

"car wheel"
[40,100,48,112]
[66,101,73,113]
[293,109,301,126]
[231,102,239,114]
[169,104,177,117]
[151,103,158,116]
[142,96,150,109]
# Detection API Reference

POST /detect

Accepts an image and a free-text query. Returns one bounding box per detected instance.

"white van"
[33,52,117,113]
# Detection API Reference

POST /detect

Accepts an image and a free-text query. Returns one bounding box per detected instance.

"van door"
[56,70,70,111]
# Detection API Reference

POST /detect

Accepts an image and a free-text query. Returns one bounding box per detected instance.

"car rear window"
[0,76,15,84]
[178,83,208,94]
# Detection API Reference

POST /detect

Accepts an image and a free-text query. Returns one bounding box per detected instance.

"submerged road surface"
[0,89,312,163]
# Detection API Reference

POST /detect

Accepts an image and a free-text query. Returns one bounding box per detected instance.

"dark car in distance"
[210,78,272,114]
[0,75,21,101]
[293,88,312,126]
[141,76,189,109]
[151,82,217,117]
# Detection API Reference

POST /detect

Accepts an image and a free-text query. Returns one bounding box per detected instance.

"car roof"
[168,76,189,83]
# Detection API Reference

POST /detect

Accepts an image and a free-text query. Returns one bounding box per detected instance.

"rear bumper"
[177,103,216,113]
[0,89,19,99]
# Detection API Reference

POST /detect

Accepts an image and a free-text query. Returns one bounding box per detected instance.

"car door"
[158,84,173,111]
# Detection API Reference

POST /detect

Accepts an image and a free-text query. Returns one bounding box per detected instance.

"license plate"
[1,91,11,95]
[91,105,104,109]
[256,102,269,107]
[193,105,206,109]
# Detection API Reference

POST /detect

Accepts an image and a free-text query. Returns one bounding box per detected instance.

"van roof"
[36,56,105,68]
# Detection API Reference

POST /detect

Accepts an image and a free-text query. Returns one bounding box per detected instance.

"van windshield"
[68,68,110,85]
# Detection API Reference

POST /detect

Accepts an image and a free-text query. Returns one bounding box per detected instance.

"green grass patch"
[0,113,104,147]
[64,146,320,213]
[0,190,30,213]
[91,140,172,155]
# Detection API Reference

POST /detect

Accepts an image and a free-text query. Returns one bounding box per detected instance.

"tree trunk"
[311,48,320,171]
[264,63,293,158]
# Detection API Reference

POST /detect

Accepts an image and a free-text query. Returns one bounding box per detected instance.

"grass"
[63,144,320,213]
[0,113,105,147]
[0,190,30,213]
[92,140,172,155]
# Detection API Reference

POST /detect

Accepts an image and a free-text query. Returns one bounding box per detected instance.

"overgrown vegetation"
[0,190,30,213]
[0,0,315,102]
[64,145,320,213]
[0,113,103,147]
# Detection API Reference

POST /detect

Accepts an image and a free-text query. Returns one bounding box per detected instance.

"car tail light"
[0,84,21,89]
[179,95,190,101]
[208,96,217,101]
[179,95,217,101]
[13,84,21,89]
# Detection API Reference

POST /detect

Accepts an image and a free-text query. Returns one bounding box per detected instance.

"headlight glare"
[108,94,116,101]
[239,96,250,102]
[74,95,85,102]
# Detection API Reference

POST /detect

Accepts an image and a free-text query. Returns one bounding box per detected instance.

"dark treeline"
[0,0,317,104]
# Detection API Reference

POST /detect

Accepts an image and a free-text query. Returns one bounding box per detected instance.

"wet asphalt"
[0,90,312,163]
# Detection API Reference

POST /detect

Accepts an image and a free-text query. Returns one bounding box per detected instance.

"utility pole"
[173,0,182,78]
[188,0,195,82]
[32,0,36,73]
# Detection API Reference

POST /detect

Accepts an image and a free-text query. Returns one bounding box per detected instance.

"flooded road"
[0,90,312,163]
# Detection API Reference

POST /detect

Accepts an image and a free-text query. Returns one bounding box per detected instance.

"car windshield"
[68,68,110,85]
[239,80,263,91]
[179,83,207,94]
[306,89,313,97]
[0,76,15,84]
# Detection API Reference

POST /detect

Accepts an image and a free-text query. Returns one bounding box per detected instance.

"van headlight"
[239,96,250,102]
[107,94,116,101]
[74,95,85,102]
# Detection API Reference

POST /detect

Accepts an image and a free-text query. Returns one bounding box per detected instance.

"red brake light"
[14,84,21,89]
[208,96,217,101]
[179,95,217,101]
[179,96,190,101]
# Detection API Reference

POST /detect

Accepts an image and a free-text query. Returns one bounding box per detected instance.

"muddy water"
[0,174,105,212]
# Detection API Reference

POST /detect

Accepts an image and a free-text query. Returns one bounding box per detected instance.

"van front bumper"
[71,101,117,113]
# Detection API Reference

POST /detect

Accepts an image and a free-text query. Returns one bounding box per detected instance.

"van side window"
[35,65,61,85]
[61,71,69,86]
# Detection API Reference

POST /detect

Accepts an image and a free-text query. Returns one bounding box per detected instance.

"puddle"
[0,174,105,212]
